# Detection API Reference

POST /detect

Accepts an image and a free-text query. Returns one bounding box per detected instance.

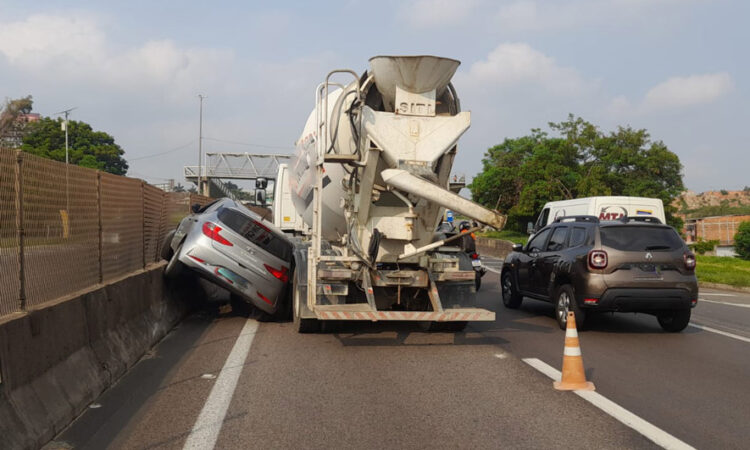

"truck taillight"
[684,252,696,271]
[202,222,233,246]
[264,264,289,283]
[588,250,608,269]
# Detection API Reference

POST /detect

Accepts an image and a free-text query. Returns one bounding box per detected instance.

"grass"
[696,255,750,287]
[478,229,529,244]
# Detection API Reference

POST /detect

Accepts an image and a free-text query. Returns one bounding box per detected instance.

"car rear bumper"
[178,243,282,314]
[585,288,696,312]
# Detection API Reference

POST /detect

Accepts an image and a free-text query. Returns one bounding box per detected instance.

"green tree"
[21,117,128,175]
[0,95,34,148]
[735,222,750,260]
[470,115,685,230]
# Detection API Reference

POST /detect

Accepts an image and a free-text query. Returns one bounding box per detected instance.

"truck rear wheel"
[293,275,319,333]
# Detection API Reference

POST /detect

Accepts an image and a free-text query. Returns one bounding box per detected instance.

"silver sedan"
[162,198,293,319]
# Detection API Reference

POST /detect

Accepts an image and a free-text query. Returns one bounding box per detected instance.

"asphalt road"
[48,262,750,449]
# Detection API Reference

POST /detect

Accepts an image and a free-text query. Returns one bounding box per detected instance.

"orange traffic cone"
[554,311,595,391]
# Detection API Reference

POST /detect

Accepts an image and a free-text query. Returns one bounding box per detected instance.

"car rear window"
[600,226,683,251]
[218,208,292,261]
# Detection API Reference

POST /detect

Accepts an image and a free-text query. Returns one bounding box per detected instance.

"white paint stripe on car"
[698,299,750,308]
[183,319,259,450]
[688,323,750,343]
[522,358,695,450]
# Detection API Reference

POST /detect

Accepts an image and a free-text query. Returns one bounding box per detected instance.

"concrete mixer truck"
[273,55,507,332]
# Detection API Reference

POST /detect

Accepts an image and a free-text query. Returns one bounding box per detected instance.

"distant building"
[685,214,750,256]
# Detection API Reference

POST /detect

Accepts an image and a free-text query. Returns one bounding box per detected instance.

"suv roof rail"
[553,215,600,224]
[615,216,663,224]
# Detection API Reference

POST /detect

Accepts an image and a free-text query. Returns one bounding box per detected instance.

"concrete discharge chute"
[275,55,506,332]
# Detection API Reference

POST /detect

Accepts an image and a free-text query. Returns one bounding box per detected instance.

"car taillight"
[588,250,608,269]
[470,252,479,260]
[684,252,696,271]
[584,298,599,305]
[264,264,289,283]
[202,222,233,246]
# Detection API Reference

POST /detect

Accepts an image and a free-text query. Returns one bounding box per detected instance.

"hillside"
[676,189,750,218]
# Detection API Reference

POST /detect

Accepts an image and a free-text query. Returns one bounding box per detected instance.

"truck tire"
[501,271,522,309]
[164,243,184,279]
[293,275,319,333]
[657,309,691,332]
[554,284,585,330]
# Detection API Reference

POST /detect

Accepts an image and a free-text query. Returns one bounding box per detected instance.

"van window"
[569,227,588,247]
[527,228,551,252]
[546,227,568,251]
[600,226,683,251]
[537,208,550,228]
[218,208,292,261]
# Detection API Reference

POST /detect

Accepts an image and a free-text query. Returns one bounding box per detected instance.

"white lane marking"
[183,319,259,450]
[523,358,694,450]
[698,299,750,308]
[700,293,736,297]
[485,267,501,274]
[688,323,750,343]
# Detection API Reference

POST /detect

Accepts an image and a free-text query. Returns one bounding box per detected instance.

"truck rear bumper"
[313,304,495,322]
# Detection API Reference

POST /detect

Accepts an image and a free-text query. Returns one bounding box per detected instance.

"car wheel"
[160,230,176,260]
[231,293,274,321]
[292,274,319,333]
[230,294,251,317]
[501,272,522,309]
[164,242,184,278]
[657,309,691,332]
[554,284,585,330]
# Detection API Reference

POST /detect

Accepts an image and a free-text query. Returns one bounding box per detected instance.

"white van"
[272,164,306,234]
[530,196,666,233]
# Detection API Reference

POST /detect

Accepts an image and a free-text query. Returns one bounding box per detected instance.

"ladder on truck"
[306,70,494,323]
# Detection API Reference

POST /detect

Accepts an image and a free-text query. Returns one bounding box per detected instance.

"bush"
[735,221,750,260]
[690,239,719,255]
[720,189,729,195]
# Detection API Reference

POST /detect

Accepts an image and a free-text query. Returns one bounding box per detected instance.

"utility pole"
[54,107,77,216]
[197,95,206,196]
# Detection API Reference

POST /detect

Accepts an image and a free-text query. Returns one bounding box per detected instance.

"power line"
[129,139,197,161]
[202,136,294,151]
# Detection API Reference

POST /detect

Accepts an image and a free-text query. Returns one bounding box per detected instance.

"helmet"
[458,221,470,231]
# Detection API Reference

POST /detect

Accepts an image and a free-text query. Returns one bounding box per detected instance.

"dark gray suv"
[501,216,698,332]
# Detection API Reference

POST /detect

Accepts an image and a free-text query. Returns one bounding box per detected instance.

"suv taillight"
[588,250,608,269]
[684,252,696,271]
[202,222,233,246]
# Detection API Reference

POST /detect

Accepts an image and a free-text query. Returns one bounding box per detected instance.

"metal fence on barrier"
[0,147,212,318]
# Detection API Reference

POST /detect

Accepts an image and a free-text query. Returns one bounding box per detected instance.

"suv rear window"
[600,226,683,251]
[218,208,292,261]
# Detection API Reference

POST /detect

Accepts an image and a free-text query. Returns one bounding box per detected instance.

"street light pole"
[198,94,206,196]
[54,107,77,215]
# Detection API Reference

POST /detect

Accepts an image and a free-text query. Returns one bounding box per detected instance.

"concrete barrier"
[0,263,203,450]
[477,237,514,261]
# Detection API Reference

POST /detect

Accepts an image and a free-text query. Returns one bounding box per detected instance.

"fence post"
[141,181,146,269]
[14,150,25,311]
[97,172,103,283]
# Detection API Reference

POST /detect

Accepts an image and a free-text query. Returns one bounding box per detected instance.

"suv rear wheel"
[501,272,522,309]
[657,309,691,332]
[554,284,586,330]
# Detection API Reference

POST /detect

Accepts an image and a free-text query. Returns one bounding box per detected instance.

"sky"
[0,0,746,193]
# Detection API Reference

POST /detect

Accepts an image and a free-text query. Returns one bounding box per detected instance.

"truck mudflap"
[313,304,495,322]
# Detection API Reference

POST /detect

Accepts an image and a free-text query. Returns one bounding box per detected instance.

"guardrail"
[0,147,212,318]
